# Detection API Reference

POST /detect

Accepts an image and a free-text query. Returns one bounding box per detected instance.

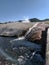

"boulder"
[25,22,48,41]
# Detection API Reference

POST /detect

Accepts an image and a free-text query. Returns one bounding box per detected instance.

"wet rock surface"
[0,37,45,65]
[0,47,44,65]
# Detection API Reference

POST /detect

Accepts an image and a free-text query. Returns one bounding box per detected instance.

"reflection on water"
[0,37,45,65]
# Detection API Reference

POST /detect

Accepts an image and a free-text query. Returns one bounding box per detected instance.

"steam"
[22,16,30,23]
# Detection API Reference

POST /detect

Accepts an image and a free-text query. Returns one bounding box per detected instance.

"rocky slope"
[0,22,35,37]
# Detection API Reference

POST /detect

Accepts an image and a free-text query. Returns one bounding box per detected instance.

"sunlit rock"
[25,22,47,41]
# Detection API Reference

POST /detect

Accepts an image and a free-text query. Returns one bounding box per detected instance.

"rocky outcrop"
[0,22,49,65]
[25,22,48,42]
[46,28,49,65]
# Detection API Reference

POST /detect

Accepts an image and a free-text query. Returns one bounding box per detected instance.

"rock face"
[46,28,49,65]
[10,36,44,65]
[25,27,42,41]
[25,22,47,41]
[0,36,44,65]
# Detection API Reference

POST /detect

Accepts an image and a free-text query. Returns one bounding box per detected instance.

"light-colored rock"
[25,22,46,41]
